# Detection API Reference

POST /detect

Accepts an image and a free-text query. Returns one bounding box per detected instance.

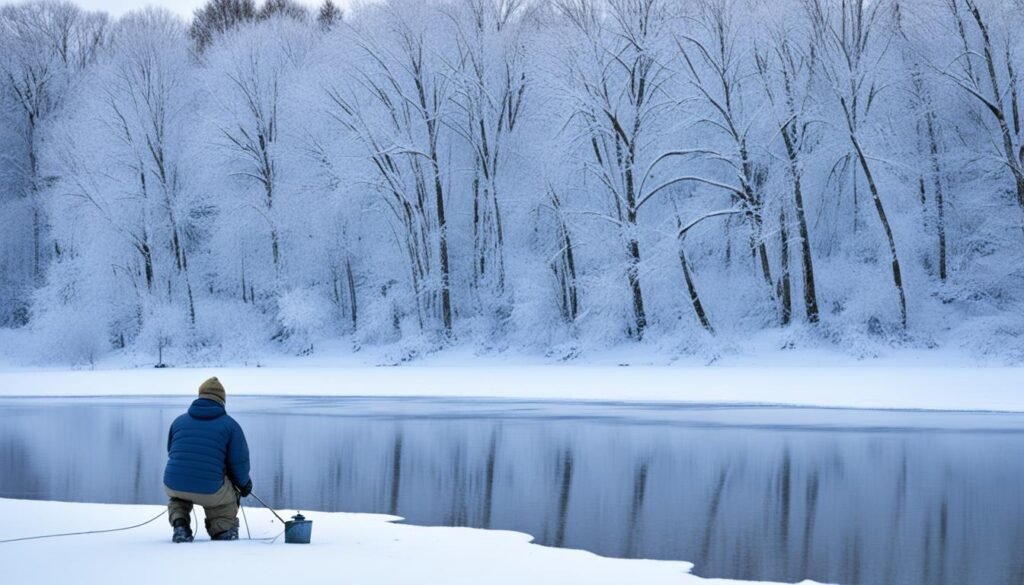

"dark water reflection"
[1,396,1022,585]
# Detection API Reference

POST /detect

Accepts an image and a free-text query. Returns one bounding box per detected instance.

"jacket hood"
[188,398,226,420]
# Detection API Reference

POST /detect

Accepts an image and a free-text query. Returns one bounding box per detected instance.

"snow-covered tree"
[0,0,1022,363]
[44,7,198,352]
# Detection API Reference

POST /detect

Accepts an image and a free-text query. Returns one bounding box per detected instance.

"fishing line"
[241,493,287,543]
[240,498,252,540]
[1,492,289,544]
[0,509,168,544]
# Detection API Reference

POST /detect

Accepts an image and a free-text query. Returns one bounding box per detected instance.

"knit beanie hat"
[198,376,226,406]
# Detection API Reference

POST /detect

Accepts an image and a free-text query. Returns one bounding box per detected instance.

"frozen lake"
[1,396,1022,585]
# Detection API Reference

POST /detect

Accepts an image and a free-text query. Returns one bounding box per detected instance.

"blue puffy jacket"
[163,398,250,495]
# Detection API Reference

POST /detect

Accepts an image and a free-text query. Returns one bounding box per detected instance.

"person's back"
[163,377,252,543]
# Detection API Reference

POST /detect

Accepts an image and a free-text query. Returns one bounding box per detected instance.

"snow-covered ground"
[0,498,821,585]
[0,357,1021,412]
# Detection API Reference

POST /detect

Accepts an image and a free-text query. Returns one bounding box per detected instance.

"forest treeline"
[1,0,1022,363]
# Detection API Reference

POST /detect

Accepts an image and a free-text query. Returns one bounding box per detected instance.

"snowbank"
[0,498,821,585]
[0,363,1021,411]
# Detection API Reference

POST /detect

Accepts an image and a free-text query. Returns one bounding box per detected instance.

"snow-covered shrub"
[134,304,190,366]
[277,287,337,354]
[29,304,108,366]
[508,260,571,352]
[952,315,1024,364]
[192,299,274,363]
[356,281,405,346]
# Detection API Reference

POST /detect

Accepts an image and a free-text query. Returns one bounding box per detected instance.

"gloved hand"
[238,479,253,497]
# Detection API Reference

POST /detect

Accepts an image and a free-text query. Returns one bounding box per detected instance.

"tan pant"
[165,478,239,537]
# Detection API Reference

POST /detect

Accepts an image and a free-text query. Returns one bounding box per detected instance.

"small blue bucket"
[284,513,312,544]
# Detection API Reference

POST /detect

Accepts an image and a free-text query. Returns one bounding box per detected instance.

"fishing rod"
[246,492,288,524]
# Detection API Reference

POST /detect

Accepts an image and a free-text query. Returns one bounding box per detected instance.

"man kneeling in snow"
[163,377,252,542]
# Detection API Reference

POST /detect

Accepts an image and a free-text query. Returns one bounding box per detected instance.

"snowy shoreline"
[0,362,1021,412]
[0,498,822,585]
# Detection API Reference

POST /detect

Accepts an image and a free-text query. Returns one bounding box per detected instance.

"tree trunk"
[271,227,281,270]
[490,181,506,293]
[141,242,154,291]
[551,192,578,323]
[32,207,42,283]
[748,211,776,309]
[781,125,819,323]
[432,156,453,335]
[564,227,578,322]
[242,258,249,304]
[185,277,196,326]
[852,168,860,235]
[850,131,908,328]
[778,205,792,326]
[626,235,647,339]
[677,233,714,333]
[624,141,646,338]
[472,167,482,289]
[27,115,43,283]
[724,216,733,267]
[345,256,358,332]
[924,108,948,281]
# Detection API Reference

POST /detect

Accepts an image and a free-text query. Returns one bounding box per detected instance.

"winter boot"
[172,519,193,543]
[212,526,239,541]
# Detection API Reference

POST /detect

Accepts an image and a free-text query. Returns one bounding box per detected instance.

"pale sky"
[0,0,324,18]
